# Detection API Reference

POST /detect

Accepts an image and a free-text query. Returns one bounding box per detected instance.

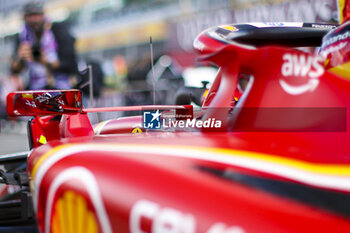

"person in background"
[10,1,77,90]
[319,0,350,78]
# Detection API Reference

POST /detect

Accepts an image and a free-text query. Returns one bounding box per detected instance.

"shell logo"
[43,167,112,233]
[51,191,99,233]
[132,127,143,134]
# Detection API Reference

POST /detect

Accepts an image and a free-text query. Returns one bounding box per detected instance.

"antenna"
[150,36,156,105]
[88,64,94,107]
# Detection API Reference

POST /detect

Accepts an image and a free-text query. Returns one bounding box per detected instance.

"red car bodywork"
[28,133,350,233]
[6,23,350,232]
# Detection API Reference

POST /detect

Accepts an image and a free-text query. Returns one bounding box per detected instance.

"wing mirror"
[7,90,82,117]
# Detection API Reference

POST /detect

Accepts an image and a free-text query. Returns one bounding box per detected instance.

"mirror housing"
[7,90,82,117]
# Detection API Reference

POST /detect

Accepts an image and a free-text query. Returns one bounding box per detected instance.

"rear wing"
[211,22,337,47]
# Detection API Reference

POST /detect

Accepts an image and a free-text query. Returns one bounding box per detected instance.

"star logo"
[151,110,161,122]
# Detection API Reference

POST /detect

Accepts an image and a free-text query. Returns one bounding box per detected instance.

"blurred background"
[0,0,338,152]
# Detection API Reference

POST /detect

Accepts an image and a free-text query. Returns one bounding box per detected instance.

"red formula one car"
[1,22,350,233]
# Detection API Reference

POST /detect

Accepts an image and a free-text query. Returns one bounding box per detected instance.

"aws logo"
[280,53,325,95]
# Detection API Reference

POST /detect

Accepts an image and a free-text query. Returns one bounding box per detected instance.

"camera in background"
[31,43,41,61]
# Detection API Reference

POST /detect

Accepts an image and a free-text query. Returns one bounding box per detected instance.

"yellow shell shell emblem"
[132,127,143,134]
[51,191,99,233]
